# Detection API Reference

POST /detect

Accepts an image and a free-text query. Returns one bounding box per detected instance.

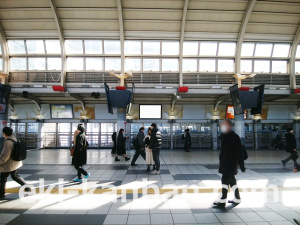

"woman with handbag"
[72,125,90,182]
[281,128,298,167]
[144,127,154,171]
[115,129,130,161]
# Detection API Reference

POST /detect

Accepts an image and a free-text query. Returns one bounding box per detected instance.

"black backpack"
[181,134,185,140]
[7,139,27,161]
[132,137,141,150]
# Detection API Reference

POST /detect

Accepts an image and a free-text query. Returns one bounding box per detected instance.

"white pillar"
[212,121,218,149]
[253,121,258,150]
[235,114,245,145]
[294,122,300,148]
[170,123,174,150]
[0,113,8,137]
[37,122,43,149]
[117,108,126,147]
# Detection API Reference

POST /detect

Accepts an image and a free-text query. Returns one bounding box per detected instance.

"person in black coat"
[115,129,130,161]
[214,120,245,208]
[184,129,192,152]
[131,127,146,166]
[281,128,298,167]
[72,126,90,182]
[111,132,117,154]
[149,123,162,175]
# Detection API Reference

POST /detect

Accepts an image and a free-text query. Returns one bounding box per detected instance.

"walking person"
[214,120,245,207]
[184,129,191,152]
[73,124,84,148]
[149,123,162,175]
[281,128,298,167]
[131,127,146,166]
[72,125,90,182]
[115,129,130,161]
[111,132,117,154]
[0,127,28,198]
[145,127,154,171]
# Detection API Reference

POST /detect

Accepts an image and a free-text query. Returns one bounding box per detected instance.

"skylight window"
[241,43,255,57]
[65,40,83,54]
[84,40,102,54]
[199,42,217,56]
[254,43,272,57]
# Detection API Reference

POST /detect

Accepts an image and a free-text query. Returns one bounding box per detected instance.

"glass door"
[100,123,116,147]
[57,123,71,147]
[86,123,100,148]
[42,123,57,148]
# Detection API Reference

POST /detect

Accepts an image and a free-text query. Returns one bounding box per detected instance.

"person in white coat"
[144,127,154,171]
[0,127,28,198]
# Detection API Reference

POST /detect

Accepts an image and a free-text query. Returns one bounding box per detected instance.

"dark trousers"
[0,170,26,196]
[74,165,88,179]
[152,149,160,171]
[221,174,240,200]
[131,149,146,165]
[111,143,116,154]
[283,153,298,166]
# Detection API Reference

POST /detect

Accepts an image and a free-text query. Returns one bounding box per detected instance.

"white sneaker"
[151,170,161,175]
[151,170,158,175]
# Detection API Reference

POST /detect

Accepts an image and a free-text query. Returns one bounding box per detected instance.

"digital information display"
[139,105,162,119]
[51,105,74,119]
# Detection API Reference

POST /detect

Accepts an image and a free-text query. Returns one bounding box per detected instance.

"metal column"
[253,120,258,150]
[294,122,300,148]
[170,123,174,150]
[235,114,245,146]
[212,121,218,149]
[0,111,8,136]
[117,108,126,147]
[37,122,43,149]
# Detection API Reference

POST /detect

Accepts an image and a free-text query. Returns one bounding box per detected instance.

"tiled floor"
[1,149,300,225]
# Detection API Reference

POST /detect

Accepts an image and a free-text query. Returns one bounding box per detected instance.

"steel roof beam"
[289,24,300,90]
[116,0,125,75]
[214,94,231,111]
[13,93,41,111]
[0,21,9,84]
[69,93,85,111]
[235,0,257,76]
[179,0,189,87]
[49,0,66,88]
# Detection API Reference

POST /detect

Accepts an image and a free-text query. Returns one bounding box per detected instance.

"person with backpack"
[281,128,298,167]
[111,132,117,154]
[184,129,192,152]
[149,123,162,175]
[115,129,130,162]
[0,127,28,198]
[214,120,245,207]
[145,127,154,171]
[72,125,90,182]
[131,127,146,166]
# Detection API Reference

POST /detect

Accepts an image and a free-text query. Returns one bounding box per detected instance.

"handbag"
[70,146,75,156]
[291,151,299,161]
[242,145,248,160]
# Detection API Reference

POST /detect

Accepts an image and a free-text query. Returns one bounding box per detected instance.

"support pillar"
[0,112,8,136]
[170,123,174,150]
[212,121,218,149]
[294,121,300,148]
[235,114,245,146]
[37,122,43,149]
[117,108,127,147]
[253,120,258,150]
